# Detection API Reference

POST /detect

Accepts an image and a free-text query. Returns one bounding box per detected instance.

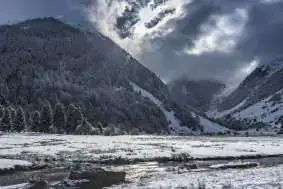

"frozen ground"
[0,134,283,188]
[0,159,31,169]
[110,163,283,189]
[1,134,283,160]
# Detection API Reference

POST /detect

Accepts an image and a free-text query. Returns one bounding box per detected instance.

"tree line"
[0,103,127,135]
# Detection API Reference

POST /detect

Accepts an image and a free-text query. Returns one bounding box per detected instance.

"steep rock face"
[0,18,199,134]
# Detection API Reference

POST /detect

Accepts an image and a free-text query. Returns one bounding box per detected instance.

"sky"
[1,0,283,88]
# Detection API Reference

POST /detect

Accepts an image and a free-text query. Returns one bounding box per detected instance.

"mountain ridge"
[0,18,226,135]
[208,59,283,133]
[168,59,283,134]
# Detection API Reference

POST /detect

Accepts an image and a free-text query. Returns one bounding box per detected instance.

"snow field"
[0,134,283,161]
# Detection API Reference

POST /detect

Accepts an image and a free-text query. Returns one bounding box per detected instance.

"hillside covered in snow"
[208,59,283,133]
[0,18,230,135]
[168,59,283,134]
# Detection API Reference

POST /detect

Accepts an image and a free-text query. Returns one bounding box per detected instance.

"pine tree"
[277,116,283,134]
[66,104,83,134]
[0,105,4,120]
[25,112,33,131]
[97,121,104,134]
[53,103,66,134]
[31,111,41,132]
[8,106,16,131]
[40,104,53,133]
[14,107,26,133]
[1,107,12,132]
[9,106,16,121]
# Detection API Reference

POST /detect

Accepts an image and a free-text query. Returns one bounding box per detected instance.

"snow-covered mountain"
[208,59,283,133]
[168,59,283,134]
[0,18,228,135]
[132,81,229,135]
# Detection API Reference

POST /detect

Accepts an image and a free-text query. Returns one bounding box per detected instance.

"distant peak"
[17,17,67,27]
[11,17,82,34]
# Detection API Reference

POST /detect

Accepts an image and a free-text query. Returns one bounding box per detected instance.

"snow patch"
[1,183,28,189]
[63,179,90,186]
[209,161,258,169]
[1,134,283,161]
[130,81,192,134]
[231,90,283,130]
[0,159,32,169]
[208,98,247,118]
[199,116,229,133]
[110,164,283,189]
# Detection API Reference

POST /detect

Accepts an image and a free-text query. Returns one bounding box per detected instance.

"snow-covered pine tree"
[277,116,283,134]
[40,104,53,133]
[1,107,12,132]
[25,112,33,131]
[14,107,27,133]
[53,103,66,134]
[31,111,41,132]
[66,104,83,134]
[9,107,16,119]
[8,106,16,131]
[0,105,4,120]
[97,121,104,134]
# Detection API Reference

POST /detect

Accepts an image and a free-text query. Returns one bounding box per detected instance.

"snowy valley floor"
[0,133,283,188]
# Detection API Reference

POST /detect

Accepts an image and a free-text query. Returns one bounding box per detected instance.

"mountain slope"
[209,59,283,133]
[218,59,283,112]
[133,82,229,135]
[0,18,208,134]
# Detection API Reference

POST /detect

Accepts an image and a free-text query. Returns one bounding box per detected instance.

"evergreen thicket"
[31,111,41,132]
[54,103,66,134]
[0,103,131,136]
[40,104,53,133]
[0,18,199,135]
[14,107,26,132]
[1,107,12,132]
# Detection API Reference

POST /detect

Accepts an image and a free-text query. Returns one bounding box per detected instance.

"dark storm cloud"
[180,1,219,39]
[137,0,253,82]
[146,0,221,52]
[236,1,283,62]
[134,0,283,84]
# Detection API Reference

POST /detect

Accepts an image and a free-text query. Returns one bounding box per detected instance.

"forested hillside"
[0,18,198,135]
